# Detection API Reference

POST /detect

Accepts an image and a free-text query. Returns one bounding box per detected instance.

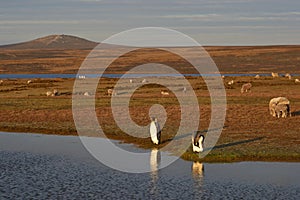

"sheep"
[51,89,59,96]
[271,72,279,78]
[107,89,113,96]
[274,104,288,118]
[255,74,260,79]
[241,83,252,93]
[285,73,292,80]
[46,91,52,96]
[228,80,234,85]
[161,90,169,96]
[129,79,133,83]
[142,79,147,83]
[84,92,91,96]
[0,80,3,85]
[221,75,225,79]
[269,97,291,117]
[295,79,300,83]
[183,87,187,93]
[27,80,32,84]
[107,89,117,96]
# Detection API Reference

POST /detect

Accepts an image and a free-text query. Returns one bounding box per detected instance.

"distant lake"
[0,73,298,79]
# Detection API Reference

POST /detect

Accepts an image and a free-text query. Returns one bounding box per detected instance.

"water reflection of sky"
[0,132,299,199]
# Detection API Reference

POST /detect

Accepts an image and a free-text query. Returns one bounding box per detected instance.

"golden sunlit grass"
[0,76,299,162]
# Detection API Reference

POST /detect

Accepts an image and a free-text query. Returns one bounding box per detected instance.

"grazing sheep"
[107,88,117,96]
[52,89,59,96]
[129,79,133,83]
[27,80,32,84]
[241,83,252,93]
[221,75,225,79]
[161,90,169,96]
[255,74,260,79]
[285,73,292,80]
[269,97,291,117]
[228,80,234,85]
[46,91,52,96]
[107,89,113,96]
[84,92,91,96]
[0,80,3,85]
[142,79,147,83]
[295,79,300,83]
[271,72,279,78]
[183,87,187,93]
[274,104,288,118]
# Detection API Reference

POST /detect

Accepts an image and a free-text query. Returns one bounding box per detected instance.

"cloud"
[159,14,222,21]
[71,0,103,2]
[0,20,80,25]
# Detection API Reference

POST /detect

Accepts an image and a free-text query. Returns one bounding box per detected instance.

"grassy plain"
[0,76,299,162]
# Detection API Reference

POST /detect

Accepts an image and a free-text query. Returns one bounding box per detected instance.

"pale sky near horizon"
[1,0,300,45]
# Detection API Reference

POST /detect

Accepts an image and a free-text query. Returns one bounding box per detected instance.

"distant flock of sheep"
[0,72,296,119]
[40,72,300,118]
[225,72,299,95]
[223,72,295,118]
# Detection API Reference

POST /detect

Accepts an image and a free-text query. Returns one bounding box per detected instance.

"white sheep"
[161,90,169,96]
[274,104,288,118]
[228,80,234,85]
[271,72,279,78]
[107,89,117,96]
[241,83,252,93]
[285,73,292,80]
[84,92,91,96]
[51,89,59,96]
[46,91,52,96]
[269,97,291,117]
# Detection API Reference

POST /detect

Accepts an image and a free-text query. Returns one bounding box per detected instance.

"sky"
[1,0,300,45]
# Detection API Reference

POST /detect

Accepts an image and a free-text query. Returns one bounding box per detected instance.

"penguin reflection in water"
[150,117,161,145]
[192,132,205,153]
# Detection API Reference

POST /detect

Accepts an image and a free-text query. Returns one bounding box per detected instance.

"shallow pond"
[0,132,299,199]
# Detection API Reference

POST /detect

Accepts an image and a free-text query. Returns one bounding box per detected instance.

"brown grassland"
[0,43,300,162]
[0,75,299,162]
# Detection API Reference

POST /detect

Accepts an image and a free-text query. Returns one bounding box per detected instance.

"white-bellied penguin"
[192,132,205,153]
[150,117,161,145]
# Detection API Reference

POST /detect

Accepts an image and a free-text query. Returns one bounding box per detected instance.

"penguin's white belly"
[150,122,159,144]
[192,143,203,153]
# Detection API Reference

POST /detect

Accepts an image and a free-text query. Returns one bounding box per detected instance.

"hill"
[0,35,300,74]
[0,35,98,50]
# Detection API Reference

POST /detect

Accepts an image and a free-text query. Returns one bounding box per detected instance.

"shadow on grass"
[292,110,300,116]
[117,91,128,95]
[205,137,265,151]
[161,126,227,144]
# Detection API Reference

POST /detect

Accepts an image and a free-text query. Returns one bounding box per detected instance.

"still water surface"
[0,132,299,199]
[1,73,297,79]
